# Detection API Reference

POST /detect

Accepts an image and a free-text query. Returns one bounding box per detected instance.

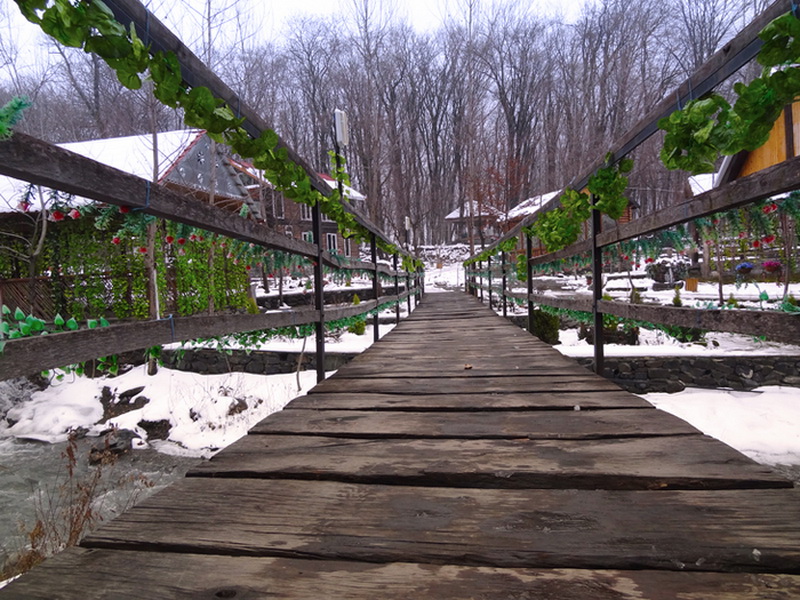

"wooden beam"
[598,300,800,346]
[0,132,318,258]
[102,0,396,247]
[481,0,788,256]
[0,297,406,381]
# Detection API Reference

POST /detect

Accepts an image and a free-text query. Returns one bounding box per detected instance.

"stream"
[0,433,198,573]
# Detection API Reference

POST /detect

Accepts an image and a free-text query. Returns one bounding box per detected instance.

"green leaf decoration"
[66,317,79,331]
[54,313,65,327]
[14,307,26,322]
[1,305,9,315]
[19,323,31,336]
[99,317,110,327]
[30,319,45,332]
[87,319,99,329]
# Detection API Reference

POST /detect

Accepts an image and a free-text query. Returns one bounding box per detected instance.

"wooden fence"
[464,0,799,371]
[0,3,422,383]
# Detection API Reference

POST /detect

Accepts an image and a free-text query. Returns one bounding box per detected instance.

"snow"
[1,366,319,457]
[645,386,800,466]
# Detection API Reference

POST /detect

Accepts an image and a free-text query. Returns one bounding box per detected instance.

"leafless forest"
[0,0,773,245]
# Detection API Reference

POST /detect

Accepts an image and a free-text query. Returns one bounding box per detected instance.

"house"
[444,201,503,243]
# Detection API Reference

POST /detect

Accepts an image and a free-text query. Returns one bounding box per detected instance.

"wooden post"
[406,266,412,314]
[371,233,380,342]
[487,256,493,309]
[526,234,534,335]
[591,197,605,376]
[501,251,507,318]
[312,202,326,383]
[479,261,484,303]
[393,254,400,324]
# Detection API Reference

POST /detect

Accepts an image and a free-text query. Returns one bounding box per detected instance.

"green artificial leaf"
[87,319,99,329]
[54,313,65,327]
[1,322,9,335]
[66,317,79,331]
[14,307,26,322]
[1,305,9,315]
[19,323,31,336]
[759,291,769,302]
[99,317,110,327]
[30,319,44,332]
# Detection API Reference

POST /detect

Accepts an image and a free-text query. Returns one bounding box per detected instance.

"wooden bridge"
[5,292,800,598]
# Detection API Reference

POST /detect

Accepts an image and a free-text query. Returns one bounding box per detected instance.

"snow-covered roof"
[501,191,560,222]
[318,172,366,202]
[445,201,503,221]
[688,173,715,196]
[0,130,248,212]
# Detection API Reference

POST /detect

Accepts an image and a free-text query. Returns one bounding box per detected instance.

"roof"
[501,191,560,223]
[0,130,247,212]
[318,173,366,202]
[445,201,503,221]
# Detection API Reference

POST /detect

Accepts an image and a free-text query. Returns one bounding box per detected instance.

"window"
[302,231,314,244]
[284,226,293,238]
[326,233,338,252]
[300,203,312,221]
[344,237,352,257]
[322,213,334,223]
[274,194,284,219]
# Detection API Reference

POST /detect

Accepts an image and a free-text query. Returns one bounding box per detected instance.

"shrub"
[532,309,560,345]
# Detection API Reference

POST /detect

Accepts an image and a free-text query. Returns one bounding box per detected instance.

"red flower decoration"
[119,206,131,214]
[245,265,252,271]
[763,234,776,244]
[645,257,654,263]
[177,237,186,245]
[738,232,746,239]
[165,235,175,244]
[752,240,761,248]
[621,255,629,261]
[112,237,121,245]
[189,234,197,242]
[51,210,65,221]
[138,246,148,254]
[68,208,81,219]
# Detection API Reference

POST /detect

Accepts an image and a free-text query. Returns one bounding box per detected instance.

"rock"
[228,398,248,416]
[138,419,172,441]
[782,376,800,386]
[89,428,141,464]
[118,386,146,402]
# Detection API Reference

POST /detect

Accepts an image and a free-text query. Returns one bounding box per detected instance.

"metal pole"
[312,202,326,383]
[394,254,400,324]
[407,267,412,313]
[501,251,507,318]
[371,233,380,342]
[591,196,605,376]
[526,234,534,335]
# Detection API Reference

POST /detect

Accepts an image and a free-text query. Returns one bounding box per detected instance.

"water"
[0,434,197,572]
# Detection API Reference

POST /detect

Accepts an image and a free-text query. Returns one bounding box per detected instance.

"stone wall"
[160,348,358,376]
[575,356,800,394]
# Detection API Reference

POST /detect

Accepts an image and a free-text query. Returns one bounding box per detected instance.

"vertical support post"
[479,261,484,302]
[501,251,507,318]
[312,202,326,383]
[407,266,412,314]
[371,233,380,342]
[393,254,400,324]
[487,255,493,310]
[591,196,605,376]
[526,234,534,335]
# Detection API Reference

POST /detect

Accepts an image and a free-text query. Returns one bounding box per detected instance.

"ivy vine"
[660,11,800,174]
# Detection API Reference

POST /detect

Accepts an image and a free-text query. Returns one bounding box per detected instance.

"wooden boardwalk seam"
[4,292,800,599]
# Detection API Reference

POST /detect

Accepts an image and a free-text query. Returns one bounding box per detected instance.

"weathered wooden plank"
[286,390,652,411]
[598,300,800,347]
[333,365,592,378]
[310,375,623,395]
[8,549,800,599]
[187,434,788,490]
[81,479,800,572]
[250,408,697,439]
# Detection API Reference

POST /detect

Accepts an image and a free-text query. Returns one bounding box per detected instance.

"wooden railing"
[464,0,799,372]
[0,2,422,383]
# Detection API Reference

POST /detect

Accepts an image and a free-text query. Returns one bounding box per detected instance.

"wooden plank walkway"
[5,292,800,598]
